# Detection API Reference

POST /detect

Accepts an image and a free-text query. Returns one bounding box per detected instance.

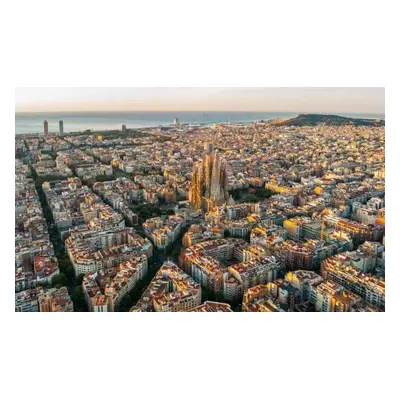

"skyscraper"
[58,120,64,135]
[189,149,228,211]
[43,120,48,136]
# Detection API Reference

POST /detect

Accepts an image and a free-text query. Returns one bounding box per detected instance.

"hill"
[275,114,385,127]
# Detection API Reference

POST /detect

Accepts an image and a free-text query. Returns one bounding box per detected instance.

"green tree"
[118,293,132,312]
[66,265,75,281]
[58,257,71,274]
[71,285,87,312]
[52,273,68,287]
[95,174,116,182]
[233,304,242,312]
[214,291,225,303]
[201,286,213,302]
[75,274,85,286]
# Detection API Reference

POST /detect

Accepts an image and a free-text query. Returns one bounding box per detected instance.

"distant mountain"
[275,114,385,127]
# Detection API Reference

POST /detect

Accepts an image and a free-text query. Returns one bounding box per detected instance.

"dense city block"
[15,117,385,311]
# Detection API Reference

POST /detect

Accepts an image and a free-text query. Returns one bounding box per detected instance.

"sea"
[15,111,385,134]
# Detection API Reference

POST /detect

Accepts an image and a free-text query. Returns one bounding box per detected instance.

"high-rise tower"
[43,120,48,136]
[58,120,64,136]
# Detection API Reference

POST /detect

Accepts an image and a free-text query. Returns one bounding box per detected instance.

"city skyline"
[15,113,385,313]
[16,87,385,114]
[14,86,385,316]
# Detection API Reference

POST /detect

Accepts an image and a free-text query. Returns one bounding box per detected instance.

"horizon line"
[15,110,385,115]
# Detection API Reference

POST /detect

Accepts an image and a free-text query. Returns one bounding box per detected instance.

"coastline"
[15,111,385,135]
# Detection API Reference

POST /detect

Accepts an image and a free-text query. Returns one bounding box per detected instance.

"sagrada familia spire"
[189,146,229,211]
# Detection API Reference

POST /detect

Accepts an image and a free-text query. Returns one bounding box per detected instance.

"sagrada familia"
[189,147,229,212]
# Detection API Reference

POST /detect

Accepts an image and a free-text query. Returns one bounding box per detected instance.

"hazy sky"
[15,87,385,113]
